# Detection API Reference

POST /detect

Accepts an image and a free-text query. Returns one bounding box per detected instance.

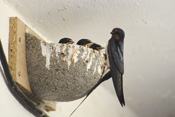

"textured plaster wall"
[1,0,175,117]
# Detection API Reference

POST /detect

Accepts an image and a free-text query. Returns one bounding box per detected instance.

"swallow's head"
[59,38,74,44]
[77,39,92,46]
[96,45,104,52]
[89,43,104,52]
[111,28,125,41]
[111,28,125,55]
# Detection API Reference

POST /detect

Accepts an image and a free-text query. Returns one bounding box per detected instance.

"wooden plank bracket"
[9,17,56,112]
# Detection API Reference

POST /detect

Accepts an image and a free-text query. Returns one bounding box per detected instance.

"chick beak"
[86,43,93,48]
[97,47,104,51]
[68,40,74,44]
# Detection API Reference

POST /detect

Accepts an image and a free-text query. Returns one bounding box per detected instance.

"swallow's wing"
[108,39,124,73]
[108,39,125,106]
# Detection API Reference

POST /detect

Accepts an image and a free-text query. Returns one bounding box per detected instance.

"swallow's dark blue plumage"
[77,39,92,46]
[70,28,125,116]
[58,38,74,44]
[106,28,125,106]
[88,28,125,105]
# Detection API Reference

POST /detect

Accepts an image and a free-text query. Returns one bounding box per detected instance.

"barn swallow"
[58,38,74,44]
[70,28,125,116]
[106,28,125,106]
[88,43,104,52]
[77,39,92,46]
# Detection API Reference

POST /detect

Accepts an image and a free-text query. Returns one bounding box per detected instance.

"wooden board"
[9,17,56,111]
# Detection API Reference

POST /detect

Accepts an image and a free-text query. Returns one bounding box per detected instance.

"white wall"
[1,0,175,117]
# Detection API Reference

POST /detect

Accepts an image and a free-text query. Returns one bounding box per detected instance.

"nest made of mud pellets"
[25,33,106,101]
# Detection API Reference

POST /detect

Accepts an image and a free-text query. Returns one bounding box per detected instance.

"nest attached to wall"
[25,33,106,102]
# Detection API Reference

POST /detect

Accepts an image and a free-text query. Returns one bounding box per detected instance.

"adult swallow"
[58,38,74,44]
[105,28,125,106]
[70,28,125,116]
[89,43,104,52]
[77,39,92,46]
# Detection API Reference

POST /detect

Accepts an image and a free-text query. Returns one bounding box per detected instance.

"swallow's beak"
[86,43,93,48]
[110,31,114,34]
[87,39,92,43]
[68,40,74,44]
[97,47,104,51]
